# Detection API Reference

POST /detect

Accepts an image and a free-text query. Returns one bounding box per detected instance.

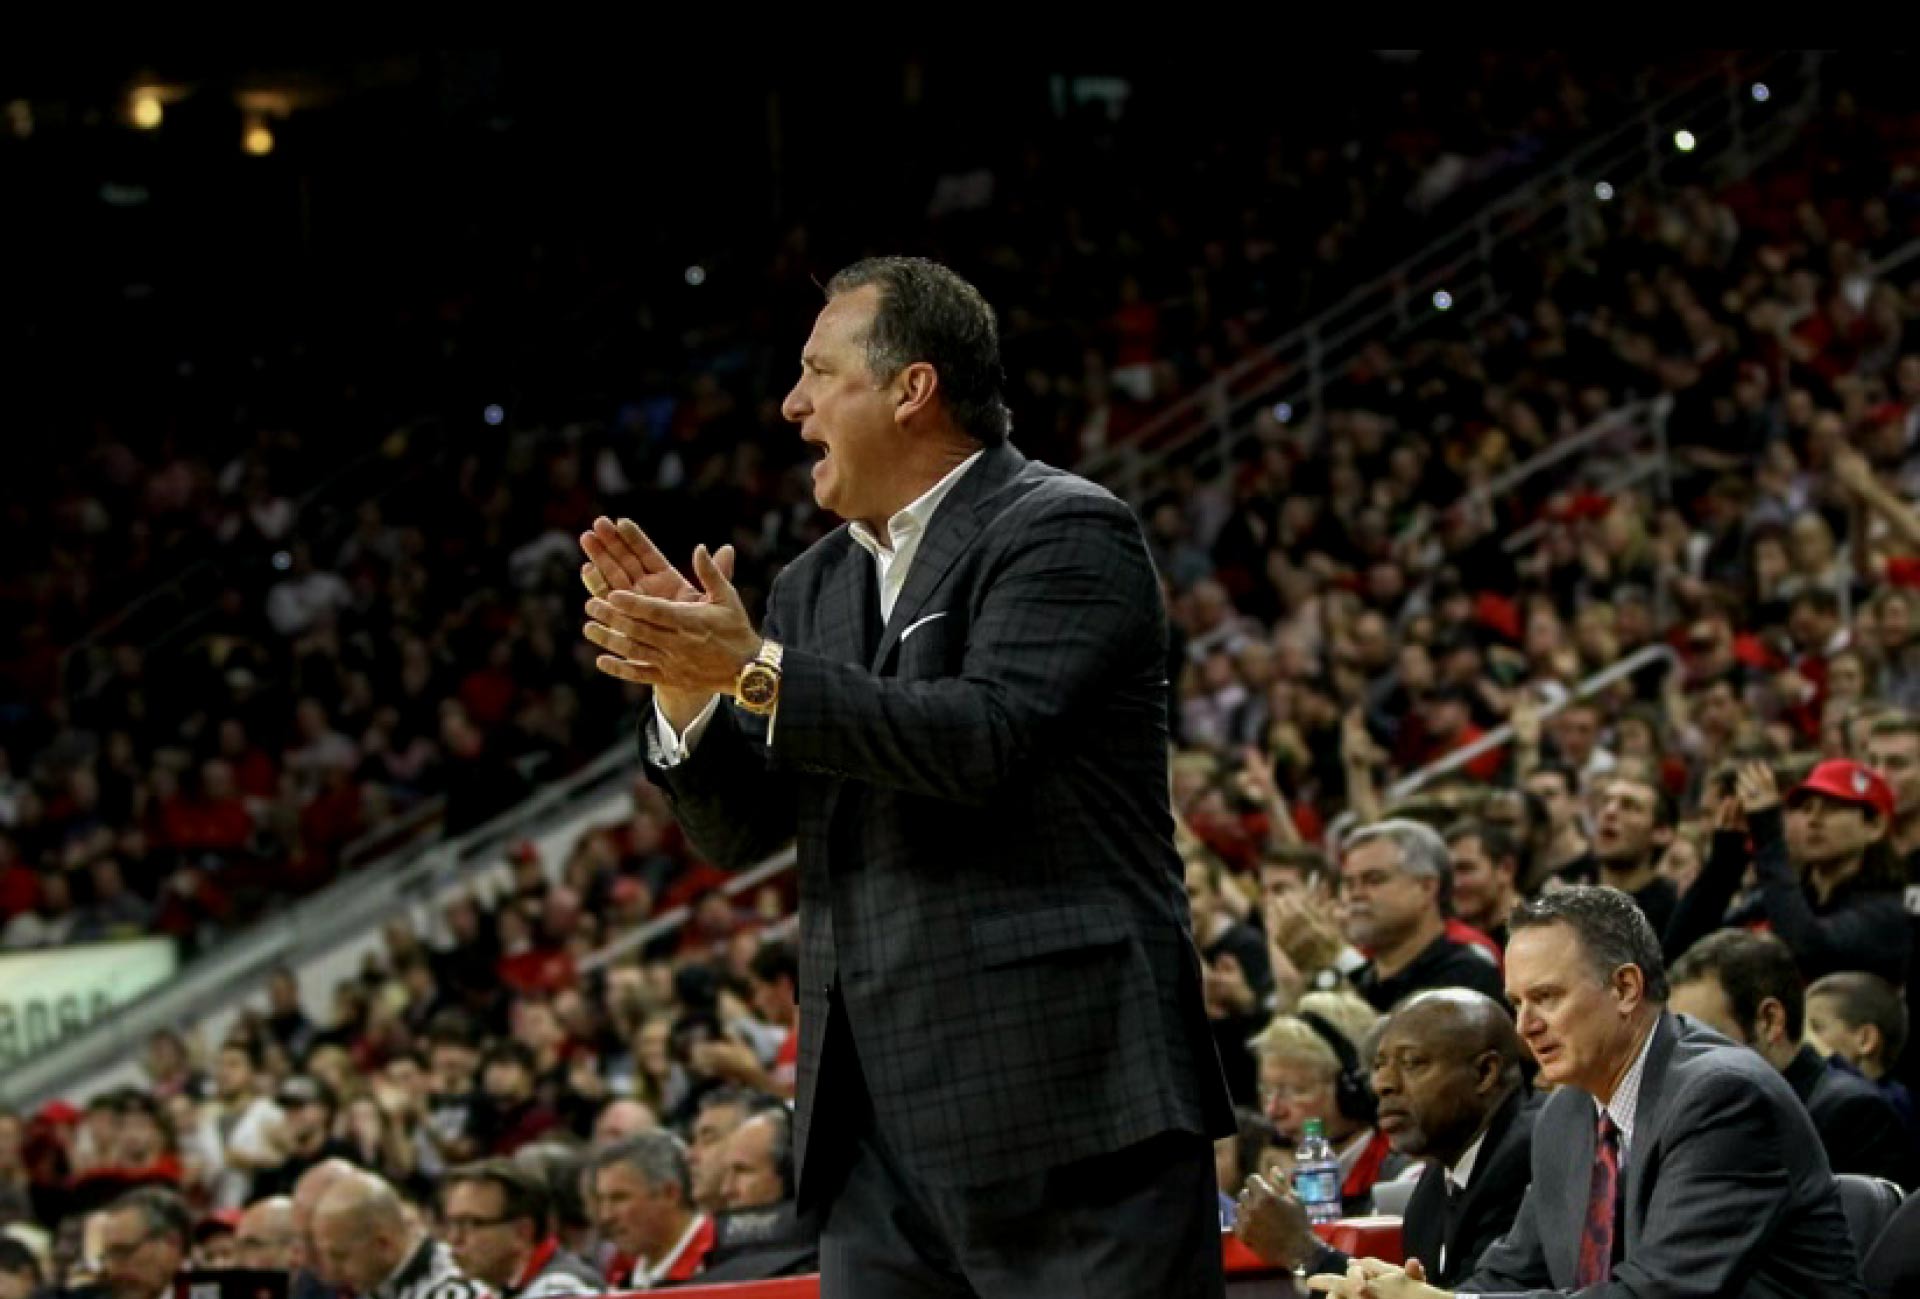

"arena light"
[1673,129,1697,153]
[131,91,163,130]
[684,265,707,286]
[1432,290,1454,312]
[1752,83,1771,104]
[1272,402,1293,424]
[1594,181,1615,202]
[483,404,505,427]
[243,119,275,156]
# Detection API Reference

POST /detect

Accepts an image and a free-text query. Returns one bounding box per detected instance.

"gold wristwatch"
[735,640,784,714]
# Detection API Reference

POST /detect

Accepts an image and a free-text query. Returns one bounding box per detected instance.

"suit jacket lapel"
[817,535,883,667]
[1620,1013,1680,1245]
[871,442,1027,671]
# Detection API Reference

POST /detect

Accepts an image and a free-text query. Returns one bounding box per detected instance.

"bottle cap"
[1302,1117,1325,1139]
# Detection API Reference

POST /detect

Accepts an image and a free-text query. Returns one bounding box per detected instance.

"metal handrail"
[0,738,640,1110]
[1078,51,1825,501]
[1386,644,1680,803]
[576,848,798,975]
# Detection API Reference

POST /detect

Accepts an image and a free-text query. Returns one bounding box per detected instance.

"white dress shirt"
[1436,1128,1490,1275]
[651,450,984,764]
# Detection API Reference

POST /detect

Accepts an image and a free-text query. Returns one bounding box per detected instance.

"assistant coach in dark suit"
[579,257,1235,1298]
[1308,887,1863,1299]
[1237,989,1534,1288]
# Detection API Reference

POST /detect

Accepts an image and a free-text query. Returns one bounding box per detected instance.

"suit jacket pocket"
[970,903,1130,968]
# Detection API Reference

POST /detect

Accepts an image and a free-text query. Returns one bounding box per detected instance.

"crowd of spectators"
[5,50,1920,1297]
[0,52,1730,959]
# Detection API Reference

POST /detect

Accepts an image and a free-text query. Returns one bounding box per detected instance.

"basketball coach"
[579,256,1235,1297]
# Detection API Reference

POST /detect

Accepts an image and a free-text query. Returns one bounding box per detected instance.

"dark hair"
[749,939,798,989]
[1526,762,1578,797]
[824,257,1011,445]
[426,1009,482,1050]
[698,1085,781,1120]
[108,1186,192,1250]
[1807,971,1909,1068]
[512,1142,591,1230]
[479,1040,537,1078]
[1600,772,1677,831]
[1670,929,1804,1041]
[588,1131,691,1203]
[1509,886,1670,1002]
[1443,819,1519,875]
[1260,846,1332,887]
[220,1035,265,1072]
[443,1158,552,1237]
[1789,586,1841,617]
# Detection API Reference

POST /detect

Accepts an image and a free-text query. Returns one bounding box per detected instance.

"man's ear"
[1611,962,1647,1016]
[1755,997,1790,1049]
[893,361,939,425]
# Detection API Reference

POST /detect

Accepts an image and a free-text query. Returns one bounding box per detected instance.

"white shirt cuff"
[652,696,722,767]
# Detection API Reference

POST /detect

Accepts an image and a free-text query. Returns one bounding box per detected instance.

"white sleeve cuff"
[651,696,722,767]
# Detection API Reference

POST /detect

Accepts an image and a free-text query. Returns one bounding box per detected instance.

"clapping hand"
[579,518,762,708]
[1735,761,1780,815]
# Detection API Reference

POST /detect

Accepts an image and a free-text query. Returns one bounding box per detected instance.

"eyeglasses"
[1259,1081,1329,1106]
[442,1215,515,1236]
[100,1232,159,1265]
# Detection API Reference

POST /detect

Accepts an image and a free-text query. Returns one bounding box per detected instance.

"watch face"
[740,669,777,707]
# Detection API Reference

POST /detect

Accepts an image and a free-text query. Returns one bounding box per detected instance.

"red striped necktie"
[1574,1111,1621,1288]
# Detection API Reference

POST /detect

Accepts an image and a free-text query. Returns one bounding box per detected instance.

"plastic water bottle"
[1292,1117,1344,1225]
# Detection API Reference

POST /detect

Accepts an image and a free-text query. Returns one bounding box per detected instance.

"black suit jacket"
[1465,1013,1864,1298]
[1401,1089,1537,1288]
[1784,1044,1914,1190]
[642,444,1234,1195]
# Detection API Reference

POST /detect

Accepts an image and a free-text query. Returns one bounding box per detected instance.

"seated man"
[1340,821,1506,1014]
[1670,929,1912,1189]
[1238,989,1534,1289]
[1309,886,1863,1298]
[441,1159,602,1297]
[1251,1013,1408,1215]
[1806,969,1919,1155]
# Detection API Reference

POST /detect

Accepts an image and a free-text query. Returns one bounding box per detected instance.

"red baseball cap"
[1790,759,1894,822]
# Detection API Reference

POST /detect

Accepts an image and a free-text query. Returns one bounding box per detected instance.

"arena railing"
[0,735,642,1110]
[1077,50,1827,502]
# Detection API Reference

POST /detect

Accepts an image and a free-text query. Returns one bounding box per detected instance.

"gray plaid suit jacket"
[641,442,1234,1194]
[1463,1013,1863,1298]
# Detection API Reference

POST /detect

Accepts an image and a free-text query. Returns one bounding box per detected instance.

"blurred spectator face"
[1258,1053,1343,1145]
[1396,645,1435,696]
[0,1113,20,1173]
[145,1032,187,1082]
[1339,837,1437,952]
[1257,859,1317,905]
[1419,692,1469,741]
[431,1042,479,1096]
[591,1162,676,1260]
[1448,835,1514,932]
[282,1095,331,1148]
[196,1227,239,1270]
[1685,618,1735,678]
[1524,610,1564,663]
[1614,716,1656,761]
[1352,613,1391,670]
[1865,728,1920,817]
[1593,779,1664,868]
[117,1108,167,1165]
[0,1259,36,1299]
[1826,651,1867,706]
[384,1057,429,1108]
[1692,680,1743,743]
[1668,973,1755,1046]
[1788,596,1839,653]
[482,1060,535,1110]
[268,971,301,1015]
[1659,835,1703,896]
[98,1204,184,1299]
[443,1179,533,1288]
[513,1001,563,1055]
[689,1101,749,1211]
[1549,705,1601,768]
[1183,863,1222,940]
[636,1019,673,1079]
[721,1115,784,1211]
[1788,515,1836,578]
[214,1047,256,1103]
[1787,794,1883,870]
[592,1100,659,1146]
